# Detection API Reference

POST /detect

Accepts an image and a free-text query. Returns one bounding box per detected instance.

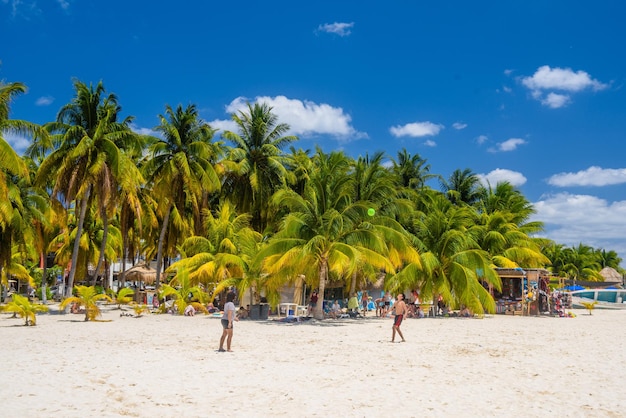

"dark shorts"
[393,315,404,327]
[384,301,390,306]
[310,302,317,308]
[221,319,232,329]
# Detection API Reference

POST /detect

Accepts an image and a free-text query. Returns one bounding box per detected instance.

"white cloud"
[209,118,238,134]
[35,96,54,106]
[541,92,570,109]
[57,0,70,10]
[521,65,608,108]
[389,121,443,138]
[532,193,626,257]
[478,169,527,187]
[423,139,436,147]
[317,22,354,37]
[522,65,607,92]
[548,166,626,187]
[129,124,158,137]
[489,137,526,152]
[476,135,488,144]
[217,95,363,141]
[452,122,467,130]
[2,132,29,154]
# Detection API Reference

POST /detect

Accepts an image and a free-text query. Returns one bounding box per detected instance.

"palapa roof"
[123,264,157,284]
[599,267,622,283]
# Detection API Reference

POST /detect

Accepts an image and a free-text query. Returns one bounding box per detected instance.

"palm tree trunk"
[155,204,172,288]
[40,251,48,304]
[349,271,357,296]
[91,206,109,286]
[66,187,91,298]
[120,229,128,290]
[315,259,328,320]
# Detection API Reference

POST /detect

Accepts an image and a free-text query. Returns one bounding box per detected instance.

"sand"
[1,305,625,418]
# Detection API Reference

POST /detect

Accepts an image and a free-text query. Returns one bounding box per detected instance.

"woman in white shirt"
[218,292,237,352]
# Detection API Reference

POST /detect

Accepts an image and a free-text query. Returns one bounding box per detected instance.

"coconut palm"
[0,82,41,299]
[594,249,622,270]
[391,148,437,191]
[167,200,262,300]
[59,285,112,321]
[159,268,208,315]
[37,80,142,296]
[222,102,297,233]
[391,194,500,315]
[257,149,398,319]
[143,104,221,287]
[1,293,49,326]
[113,287,135,309]
[441,168,482,206]
[474,210,550,269]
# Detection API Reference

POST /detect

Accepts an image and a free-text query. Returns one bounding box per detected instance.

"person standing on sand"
[307,290,318,317]
[218,292,237,352]
[391,293,408,343]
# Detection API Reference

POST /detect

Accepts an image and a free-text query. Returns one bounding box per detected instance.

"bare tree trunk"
[349,271,357,296]
[40,251,48,304]
[155,205,171,288]
[92,206,109,287]
[66,187,91,298]
[314,259,328,320]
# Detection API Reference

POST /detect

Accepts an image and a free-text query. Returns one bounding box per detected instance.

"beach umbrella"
[293,275,305,305]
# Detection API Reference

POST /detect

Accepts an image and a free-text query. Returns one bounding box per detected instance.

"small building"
[493,268,551,315]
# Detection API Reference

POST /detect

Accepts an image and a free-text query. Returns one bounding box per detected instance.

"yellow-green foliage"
[130,303,148,317]
[115,288,135,309]
[60,285,112,321]
[581,301,597,315]
[1,294,49,325]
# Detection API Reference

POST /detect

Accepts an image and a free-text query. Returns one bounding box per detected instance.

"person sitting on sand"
[184,304,196,316]
[237,305,249,319]
[329,300,342,319]
[71,302,80,314]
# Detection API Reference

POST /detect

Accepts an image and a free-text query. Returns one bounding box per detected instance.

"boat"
[568,288,626,309]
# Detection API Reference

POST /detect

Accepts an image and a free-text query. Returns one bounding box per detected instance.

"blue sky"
[2,1,626,264]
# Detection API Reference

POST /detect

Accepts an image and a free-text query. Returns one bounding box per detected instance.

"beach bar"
[493,268,551,315]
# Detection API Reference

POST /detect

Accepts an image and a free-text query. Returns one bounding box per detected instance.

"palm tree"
[142,104,221,287]
[561,244,603,281]
[391,194,500,315]
[37,80,142,296]
[0,82,41,300]
[346,151,406,294]
[222,102,297,233]
[59,285,112,321]
[113,287,135,309]
[594,249,622,270]
[1,294,48,326]
[477,183,551,270]
[257,149,397,319]
[159,268,208,315]
[441,168,482,206]
[391,148,436,191]
[167,200,262,300]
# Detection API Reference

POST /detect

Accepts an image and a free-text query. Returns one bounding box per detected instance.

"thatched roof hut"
[123,264,157,284]
[599,267,622,284]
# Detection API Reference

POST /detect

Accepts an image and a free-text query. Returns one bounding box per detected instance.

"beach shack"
[493,268,551,315]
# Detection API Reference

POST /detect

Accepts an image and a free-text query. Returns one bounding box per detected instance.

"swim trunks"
[393,314,404,327]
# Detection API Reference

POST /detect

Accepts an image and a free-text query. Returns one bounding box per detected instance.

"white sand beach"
[1,306,625,418]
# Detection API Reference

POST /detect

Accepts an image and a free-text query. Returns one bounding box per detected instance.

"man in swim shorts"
[392,293,408,343]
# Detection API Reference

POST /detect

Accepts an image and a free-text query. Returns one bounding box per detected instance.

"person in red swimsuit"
[392,293,408,343]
